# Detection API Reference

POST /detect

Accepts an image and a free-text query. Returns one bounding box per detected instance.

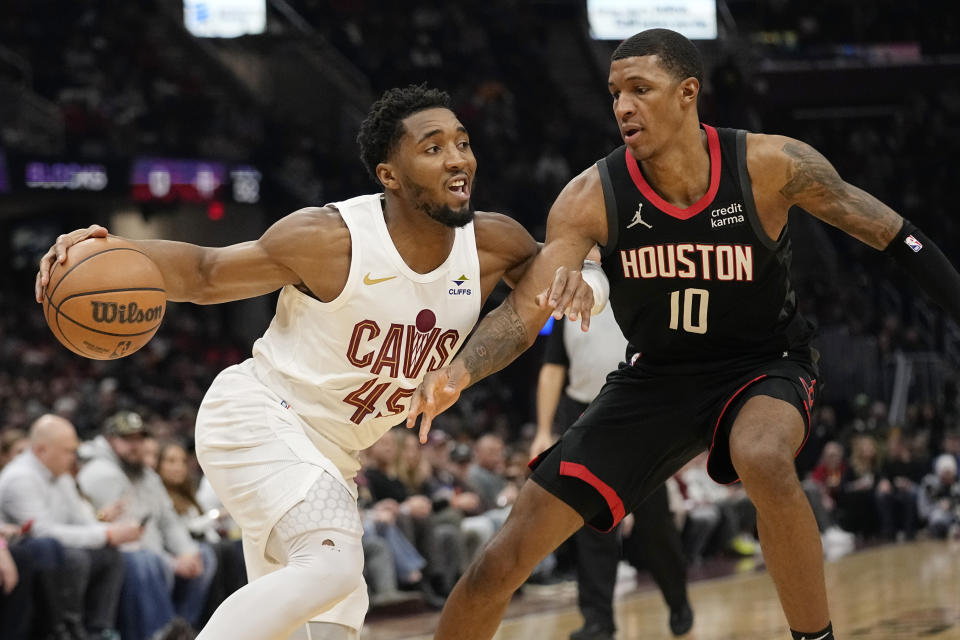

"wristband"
[884,219,960,323]
[581,260,610,315]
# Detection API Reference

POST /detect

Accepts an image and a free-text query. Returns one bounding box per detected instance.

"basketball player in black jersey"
[409,29,960,640]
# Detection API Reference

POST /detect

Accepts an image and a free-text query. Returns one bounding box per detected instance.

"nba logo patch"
[280,399,292,410]
[904,235,923,252]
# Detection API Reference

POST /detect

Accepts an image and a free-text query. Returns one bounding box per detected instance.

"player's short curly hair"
[357,84,452,185]
[612,29,704,85]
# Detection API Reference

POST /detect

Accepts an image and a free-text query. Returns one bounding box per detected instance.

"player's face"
[393,108,477,227]
[608,55,694,160]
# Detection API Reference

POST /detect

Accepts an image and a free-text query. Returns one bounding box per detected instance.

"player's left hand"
[535,265,595,332]
[35,224,108,303]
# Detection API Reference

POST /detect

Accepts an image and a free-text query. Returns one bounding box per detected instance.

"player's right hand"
[406,361,470,444]
[535,265,595,332]
[35,224,108,303]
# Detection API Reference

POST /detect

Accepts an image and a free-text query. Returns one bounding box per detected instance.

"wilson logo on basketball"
[90,301,164,324]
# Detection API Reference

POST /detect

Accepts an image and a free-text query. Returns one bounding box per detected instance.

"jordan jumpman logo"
[627,203,652,229]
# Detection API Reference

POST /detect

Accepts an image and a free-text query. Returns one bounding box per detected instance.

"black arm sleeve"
[884,219,960,323]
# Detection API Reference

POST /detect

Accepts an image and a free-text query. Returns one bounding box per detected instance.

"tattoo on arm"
[779,141,901,249]
[779,142,846,200]
[459,300,531,385]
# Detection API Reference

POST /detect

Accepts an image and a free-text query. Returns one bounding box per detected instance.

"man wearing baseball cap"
[78,411,215,638]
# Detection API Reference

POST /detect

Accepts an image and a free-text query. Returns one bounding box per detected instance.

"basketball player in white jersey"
[35,85,602,640]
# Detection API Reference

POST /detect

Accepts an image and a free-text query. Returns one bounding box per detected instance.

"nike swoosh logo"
[363,273,397,285]
[799,633,830,640]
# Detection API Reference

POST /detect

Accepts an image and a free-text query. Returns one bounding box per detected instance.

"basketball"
[42,236,166,360]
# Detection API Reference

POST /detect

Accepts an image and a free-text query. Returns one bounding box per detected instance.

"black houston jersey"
[597,125,814,373]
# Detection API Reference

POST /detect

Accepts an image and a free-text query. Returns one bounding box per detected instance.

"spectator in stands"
[678,453,760,563]
[141,436,159,471]
[0,520,31,640]
[397,429,434,497]
[941,429,960,470]
[361,531,417,609]
[795,405,838,479]
[0,429,28,470]
[0,520,96,640]
[155,441,246,625]
[802,442,856,559]
[837,434,881,537]
[420,435,490,567]
[395,429,463,596]
[875,431,926,541]
[362,430,453,606]
[0,414,135,640]
[467,434,509,511]
[806,441,846,529]
[918,454,960,539]
[77,411,215,639]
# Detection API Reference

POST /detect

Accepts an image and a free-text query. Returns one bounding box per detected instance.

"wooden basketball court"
[363,539,960,639]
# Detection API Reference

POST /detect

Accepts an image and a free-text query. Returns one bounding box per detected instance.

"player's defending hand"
[536,265,596,332]
[409,263,597,443]
[35,224,109,303]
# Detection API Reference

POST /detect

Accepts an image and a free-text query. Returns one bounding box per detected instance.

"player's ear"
[679,77,699,105]
[376,163,400,190]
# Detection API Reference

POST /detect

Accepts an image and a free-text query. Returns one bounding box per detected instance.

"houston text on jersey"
[619,243,754,281]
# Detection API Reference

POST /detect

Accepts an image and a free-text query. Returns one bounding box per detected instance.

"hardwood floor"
[361,539,960,639]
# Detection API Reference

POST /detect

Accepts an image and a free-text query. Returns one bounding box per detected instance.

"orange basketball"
[42,236,166,360]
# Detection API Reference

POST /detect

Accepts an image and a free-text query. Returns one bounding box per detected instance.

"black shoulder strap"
[735,129,780,250]
[596,157,619,258]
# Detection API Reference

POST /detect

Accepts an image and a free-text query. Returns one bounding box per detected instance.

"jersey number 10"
[668,288,709,334]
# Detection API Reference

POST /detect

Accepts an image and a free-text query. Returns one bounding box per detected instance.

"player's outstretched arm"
[35,207,349,305]
[407,167,607,442]
[751,134,960,321]
[474,211,601,331]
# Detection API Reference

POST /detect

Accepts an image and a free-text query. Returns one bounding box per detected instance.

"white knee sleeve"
[280,533,365,629]
[197,474,366,640]
[290,622,361,640]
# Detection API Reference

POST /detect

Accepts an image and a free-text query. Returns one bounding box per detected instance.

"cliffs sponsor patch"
[450,273,472,295]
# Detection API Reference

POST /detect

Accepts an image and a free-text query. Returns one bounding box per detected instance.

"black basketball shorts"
[529,350,818,532]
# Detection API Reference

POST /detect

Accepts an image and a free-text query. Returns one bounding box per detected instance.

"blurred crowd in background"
[1,1,960,638]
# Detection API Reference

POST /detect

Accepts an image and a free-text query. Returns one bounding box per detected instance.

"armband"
[884,219,960,323]
[581,260,610,315]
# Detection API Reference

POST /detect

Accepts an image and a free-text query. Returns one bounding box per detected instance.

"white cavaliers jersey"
[251,193,482,459]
